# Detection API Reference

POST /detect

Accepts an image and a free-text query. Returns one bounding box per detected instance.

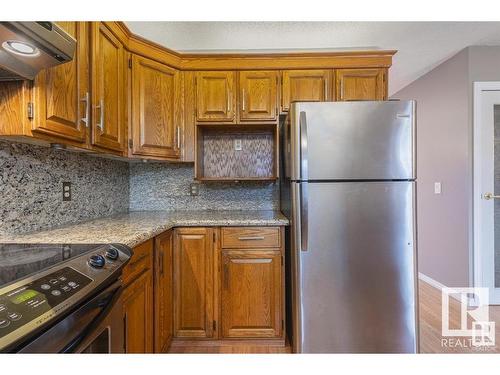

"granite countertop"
[0,210,289,248]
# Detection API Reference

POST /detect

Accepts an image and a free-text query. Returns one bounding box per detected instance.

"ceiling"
[126,22,500,95]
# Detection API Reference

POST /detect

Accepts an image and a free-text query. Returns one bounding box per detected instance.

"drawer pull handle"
[237,236,265,241]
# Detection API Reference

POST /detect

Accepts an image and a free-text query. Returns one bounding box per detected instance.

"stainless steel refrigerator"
[280,101,418,353]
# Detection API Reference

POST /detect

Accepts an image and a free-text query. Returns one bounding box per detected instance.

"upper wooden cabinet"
[281,70,331,112]
[154,230,174,353]
[32,22,89,143]
[131,55,181,159]
[336,68,386,101]
[238,71,278,122]
[91,22,127,152]
[196,71,236,122]
[173,227,215,339]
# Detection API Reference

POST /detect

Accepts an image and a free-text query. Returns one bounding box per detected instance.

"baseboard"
[418,272,462,302]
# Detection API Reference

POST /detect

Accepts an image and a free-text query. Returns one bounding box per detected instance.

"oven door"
[18,280,124,353]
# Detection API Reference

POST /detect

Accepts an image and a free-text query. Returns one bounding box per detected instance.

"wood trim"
[116,22,395,71]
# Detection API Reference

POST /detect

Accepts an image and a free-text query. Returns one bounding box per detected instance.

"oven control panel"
[0,267,92,339]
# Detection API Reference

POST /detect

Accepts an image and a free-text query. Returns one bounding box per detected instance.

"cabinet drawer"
[122,239,154,285]
[221,227,281,249]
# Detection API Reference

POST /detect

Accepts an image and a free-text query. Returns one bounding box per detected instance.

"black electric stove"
[0,243,132,352]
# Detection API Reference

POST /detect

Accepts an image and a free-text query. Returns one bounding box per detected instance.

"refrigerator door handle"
[300,182,309,252]
[300,111,308,180]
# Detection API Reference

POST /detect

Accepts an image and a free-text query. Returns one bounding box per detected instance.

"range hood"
[0,22,76,81]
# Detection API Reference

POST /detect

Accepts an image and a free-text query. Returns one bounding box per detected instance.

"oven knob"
[88,254,105,268]
[105,248,119,261]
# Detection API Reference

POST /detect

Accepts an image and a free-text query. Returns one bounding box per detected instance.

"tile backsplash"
[0,141,129,235]
[0,140,279,235]
[129,162,279,211]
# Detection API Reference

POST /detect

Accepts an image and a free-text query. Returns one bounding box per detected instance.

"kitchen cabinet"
[122,269,154,353]
[130,55,181,159]
[336,68,386,101]
[221,250,283,338]
[91,22,127,152]
[196,71,236,122]
[173,227,216,338]
[31,21,89,143]
[281,69,331,112]
[238,71,278,122]
[154,230,174,353]
[122,239,154,354]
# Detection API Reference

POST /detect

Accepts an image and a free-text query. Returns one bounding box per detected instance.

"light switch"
[434,182,442,194]
[234,139,242,151]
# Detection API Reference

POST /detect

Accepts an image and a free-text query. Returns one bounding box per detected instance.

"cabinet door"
[154,230,173,353]
[91,22,126,152]
[281,70,331,112]
[239,71,278,122]
[173,227,215,338]
[131,55,181,159]
[221,250,282,338]
[336,68,386,101]
[196,71,235,122]
[122,270,154,353]
[32,22,89,143]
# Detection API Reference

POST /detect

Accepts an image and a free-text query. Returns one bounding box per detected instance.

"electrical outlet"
[234,139,242,151]
[190,183,199,196]
[434,182,442,194]
[62,181,72,201]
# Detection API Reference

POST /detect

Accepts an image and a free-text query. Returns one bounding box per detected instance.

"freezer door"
[292,181,418,353]
[289,101,415,181]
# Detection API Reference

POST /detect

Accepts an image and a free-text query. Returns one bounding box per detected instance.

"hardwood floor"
[168,280,500,354]
[419,279,500,353]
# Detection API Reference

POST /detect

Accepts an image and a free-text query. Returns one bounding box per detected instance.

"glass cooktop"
[0,244,107,287]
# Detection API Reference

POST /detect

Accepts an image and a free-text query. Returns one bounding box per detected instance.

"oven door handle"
[62,280,123,353]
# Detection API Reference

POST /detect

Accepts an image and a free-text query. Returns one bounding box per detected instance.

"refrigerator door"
[288,101,416,181]
[291,181,418,353]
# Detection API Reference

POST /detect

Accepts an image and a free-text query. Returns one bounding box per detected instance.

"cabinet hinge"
[281,255,284,266]
[128,58,132,69]
[213,320,216,331]
[213,232,216,243]
[27,102,34,120]
[128,139,133,149]
[282,320,284,330]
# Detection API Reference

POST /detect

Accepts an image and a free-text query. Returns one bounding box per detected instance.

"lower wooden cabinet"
[221,250,283,338]
[122,269,154,353]
[173,227,215,339]
[154,230,174,353]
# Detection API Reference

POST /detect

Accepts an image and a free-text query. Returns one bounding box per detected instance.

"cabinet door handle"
[159,251,164,275]
[80,92,89,127]
[223,264,229,289]
[340,80,344,100]
[324,80,327,100]
[123,313,128,353]
[95,99,104,132]
[237,236,265,241]
[242,89,246,111]
[227,91,231,113]
[176,126,181,150]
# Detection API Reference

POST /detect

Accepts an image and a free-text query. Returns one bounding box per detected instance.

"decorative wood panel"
[173,227,215,338]
[131,55,180,158]
[336,68,385,101]
[200,128,275,179]
[91,22,126,152]
[221,250,282,338]
[281,69,331,112]
[239,71,278,122]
